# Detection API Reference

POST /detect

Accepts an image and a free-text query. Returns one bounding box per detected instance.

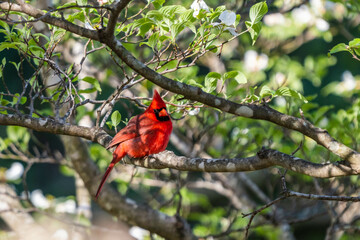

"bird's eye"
[154,107,170,121]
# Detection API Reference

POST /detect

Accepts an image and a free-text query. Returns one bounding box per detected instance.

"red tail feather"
[95,160,116,199]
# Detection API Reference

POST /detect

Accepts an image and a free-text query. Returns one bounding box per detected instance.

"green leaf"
[349,38,360,48]
[0,42,18,51]
[223,71,247,84]
[82,76,102,93]
[76,0,87,5]
[78,88,97,94]
[152,0,165,9]
[0,138,9,151]
[349,38,360,56]
[275,87,308,103]
[159,5,187,18]
[111,110,121,128]
[313,105,333,124]
[235,14,241,26]
[187,23,196,34]
[6,126,29,145]
[146,10,163,21]
[186,79,203,88]
[223,71,238,79]
[275,87,291,97]
[204,72,221,93]
[180,9,196,23]
[234,72,247,84]
[20,96,27,104]
[60,165,74,177]
[1,98,11,106]
[329,43,348,55]
[249,1,268,24]
[133,18,155,37]
[140,32,159,49]
[245,21,262,45]
[206,45,218,53]
[59,2,77,8]
[53,28,66,41]
[170,22,186,40]
[214,6,226,13]
[259,85,274,98]
[289,89,308,103]
[12,93,27,105]
[0,20,10,33]
[106,121,113,130]
[67,11,85,23]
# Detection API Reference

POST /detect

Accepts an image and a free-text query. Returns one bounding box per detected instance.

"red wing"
[106,117,139,149]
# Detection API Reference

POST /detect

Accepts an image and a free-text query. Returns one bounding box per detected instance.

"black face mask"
[154,107,171,122]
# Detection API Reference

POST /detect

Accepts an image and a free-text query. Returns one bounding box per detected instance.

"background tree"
[1,0,360,239]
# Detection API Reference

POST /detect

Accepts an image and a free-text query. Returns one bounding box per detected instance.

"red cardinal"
[95,90,173,199]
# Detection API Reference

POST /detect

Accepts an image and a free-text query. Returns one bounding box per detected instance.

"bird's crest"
[147,89,167,111]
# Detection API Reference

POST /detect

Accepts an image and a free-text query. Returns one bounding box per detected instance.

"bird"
[95,90,173,199]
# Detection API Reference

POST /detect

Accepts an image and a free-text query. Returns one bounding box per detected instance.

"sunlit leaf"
[111,110,121,128]
[249,1,268,24]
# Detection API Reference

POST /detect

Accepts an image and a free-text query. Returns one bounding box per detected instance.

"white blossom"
[191,0,209,17]
[97,0,108,5]
[52,229,69,240]
[188,108,200,116]
[275,97,287,107]
[129,226,147,240]
[219,10,236,26]
[241,128,249,135]
[5,162,24,181]
[310,0,326,16]
[31,190,50,209]
[291,5,313,24]
[264,13,286,26]
[244,50,268,72]
[315,18,329,31]
[275,72,286,86]
[55,199,77,214]
[318,117,329,128]
[341,71,356,91]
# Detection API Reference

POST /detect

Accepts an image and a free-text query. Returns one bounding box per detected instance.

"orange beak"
[158,108,168,117]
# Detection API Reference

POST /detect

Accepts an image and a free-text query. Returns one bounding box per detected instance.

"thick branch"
[0,1,99,40]
[105,0,132,37]
[0,113,110,145]
[125,148,358,178]
[0,113,358,177]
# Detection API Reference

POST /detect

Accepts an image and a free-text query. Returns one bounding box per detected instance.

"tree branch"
[0,113,110,145]
[286,191,360,202]
[105,0,132,37]
[0,113,358,178]
[0,1,99,40]
[125,148,358,178]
